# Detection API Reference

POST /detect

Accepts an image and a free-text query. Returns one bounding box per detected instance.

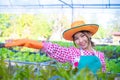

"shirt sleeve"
[98,52,106,72]
[41,41,80,64]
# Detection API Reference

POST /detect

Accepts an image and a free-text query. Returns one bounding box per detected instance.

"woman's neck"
[83,48,93,51]
[81,44,94,51]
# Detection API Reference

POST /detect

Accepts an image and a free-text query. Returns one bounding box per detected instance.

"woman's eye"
[81,34,85,37]
[74,37,78,40]
[73,33,85,41]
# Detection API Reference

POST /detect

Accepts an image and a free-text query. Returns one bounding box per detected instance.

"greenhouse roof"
[0,0,120,9]
[0,0,120,13]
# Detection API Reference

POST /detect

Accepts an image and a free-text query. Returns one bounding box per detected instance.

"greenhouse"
[0,0,120,80]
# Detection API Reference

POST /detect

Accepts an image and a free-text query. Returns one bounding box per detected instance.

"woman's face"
[73,31,90,50]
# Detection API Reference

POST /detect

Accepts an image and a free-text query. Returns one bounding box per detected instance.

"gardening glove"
[5,39,43,49]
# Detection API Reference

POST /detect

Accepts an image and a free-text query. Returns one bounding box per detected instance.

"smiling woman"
[1,20,106,74]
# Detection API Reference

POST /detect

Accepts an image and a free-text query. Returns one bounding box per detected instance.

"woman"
[1,20,106,74]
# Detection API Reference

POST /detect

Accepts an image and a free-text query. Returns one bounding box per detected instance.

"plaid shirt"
[42,42,106,72]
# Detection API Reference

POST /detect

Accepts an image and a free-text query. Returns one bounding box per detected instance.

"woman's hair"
[72,31,95,47]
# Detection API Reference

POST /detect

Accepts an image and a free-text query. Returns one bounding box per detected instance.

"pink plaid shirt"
[41,42,106,72]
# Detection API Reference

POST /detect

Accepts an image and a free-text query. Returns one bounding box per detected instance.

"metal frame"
[0,0,120,22]
[0,0,119,9]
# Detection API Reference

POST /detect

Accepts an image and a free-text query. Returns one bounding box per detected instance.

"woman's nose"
[78,38,83,43]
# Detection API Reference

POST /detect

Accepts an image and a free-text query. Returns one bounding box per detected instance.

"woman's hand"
[5,39,43,49]
[5,39,28,47]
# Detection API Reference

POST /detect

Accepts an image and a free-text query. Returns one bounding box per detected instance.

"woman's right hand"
[5,39,28,48]
[5,39,43,49]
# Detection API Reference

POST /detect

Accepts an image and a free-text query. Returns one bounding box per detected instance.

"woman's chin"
[81,46,86,49]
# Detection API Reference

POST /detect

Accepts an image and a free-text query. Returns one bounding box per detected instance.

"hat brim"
[63,24,99,41]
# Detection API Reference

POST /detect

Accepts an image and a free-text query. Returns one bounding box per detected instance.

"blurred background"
[0,0,120,45]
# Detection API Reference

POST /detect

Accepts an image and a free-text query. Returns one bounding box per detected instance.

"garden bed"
[0,58,120,80]
[0,43,120,80]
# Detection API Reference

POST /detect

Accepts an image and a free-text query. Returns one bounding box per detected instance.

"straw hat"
[63,21,99,41]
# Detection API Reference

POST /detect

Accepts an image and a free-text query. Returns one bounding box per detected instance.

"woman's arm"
[99,52,106,72]
[5,39,43,49]
[3,39,80,65]
[41,41,80,64]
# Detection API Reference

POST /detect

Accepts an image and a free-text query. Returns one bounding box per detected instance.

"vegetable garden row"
[0,41,120,80]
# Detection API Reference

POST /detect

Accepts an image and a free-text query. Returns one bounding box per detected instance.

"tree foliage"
[0,14,11,36]
[1,14,52,40]
[0,13,120,41]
